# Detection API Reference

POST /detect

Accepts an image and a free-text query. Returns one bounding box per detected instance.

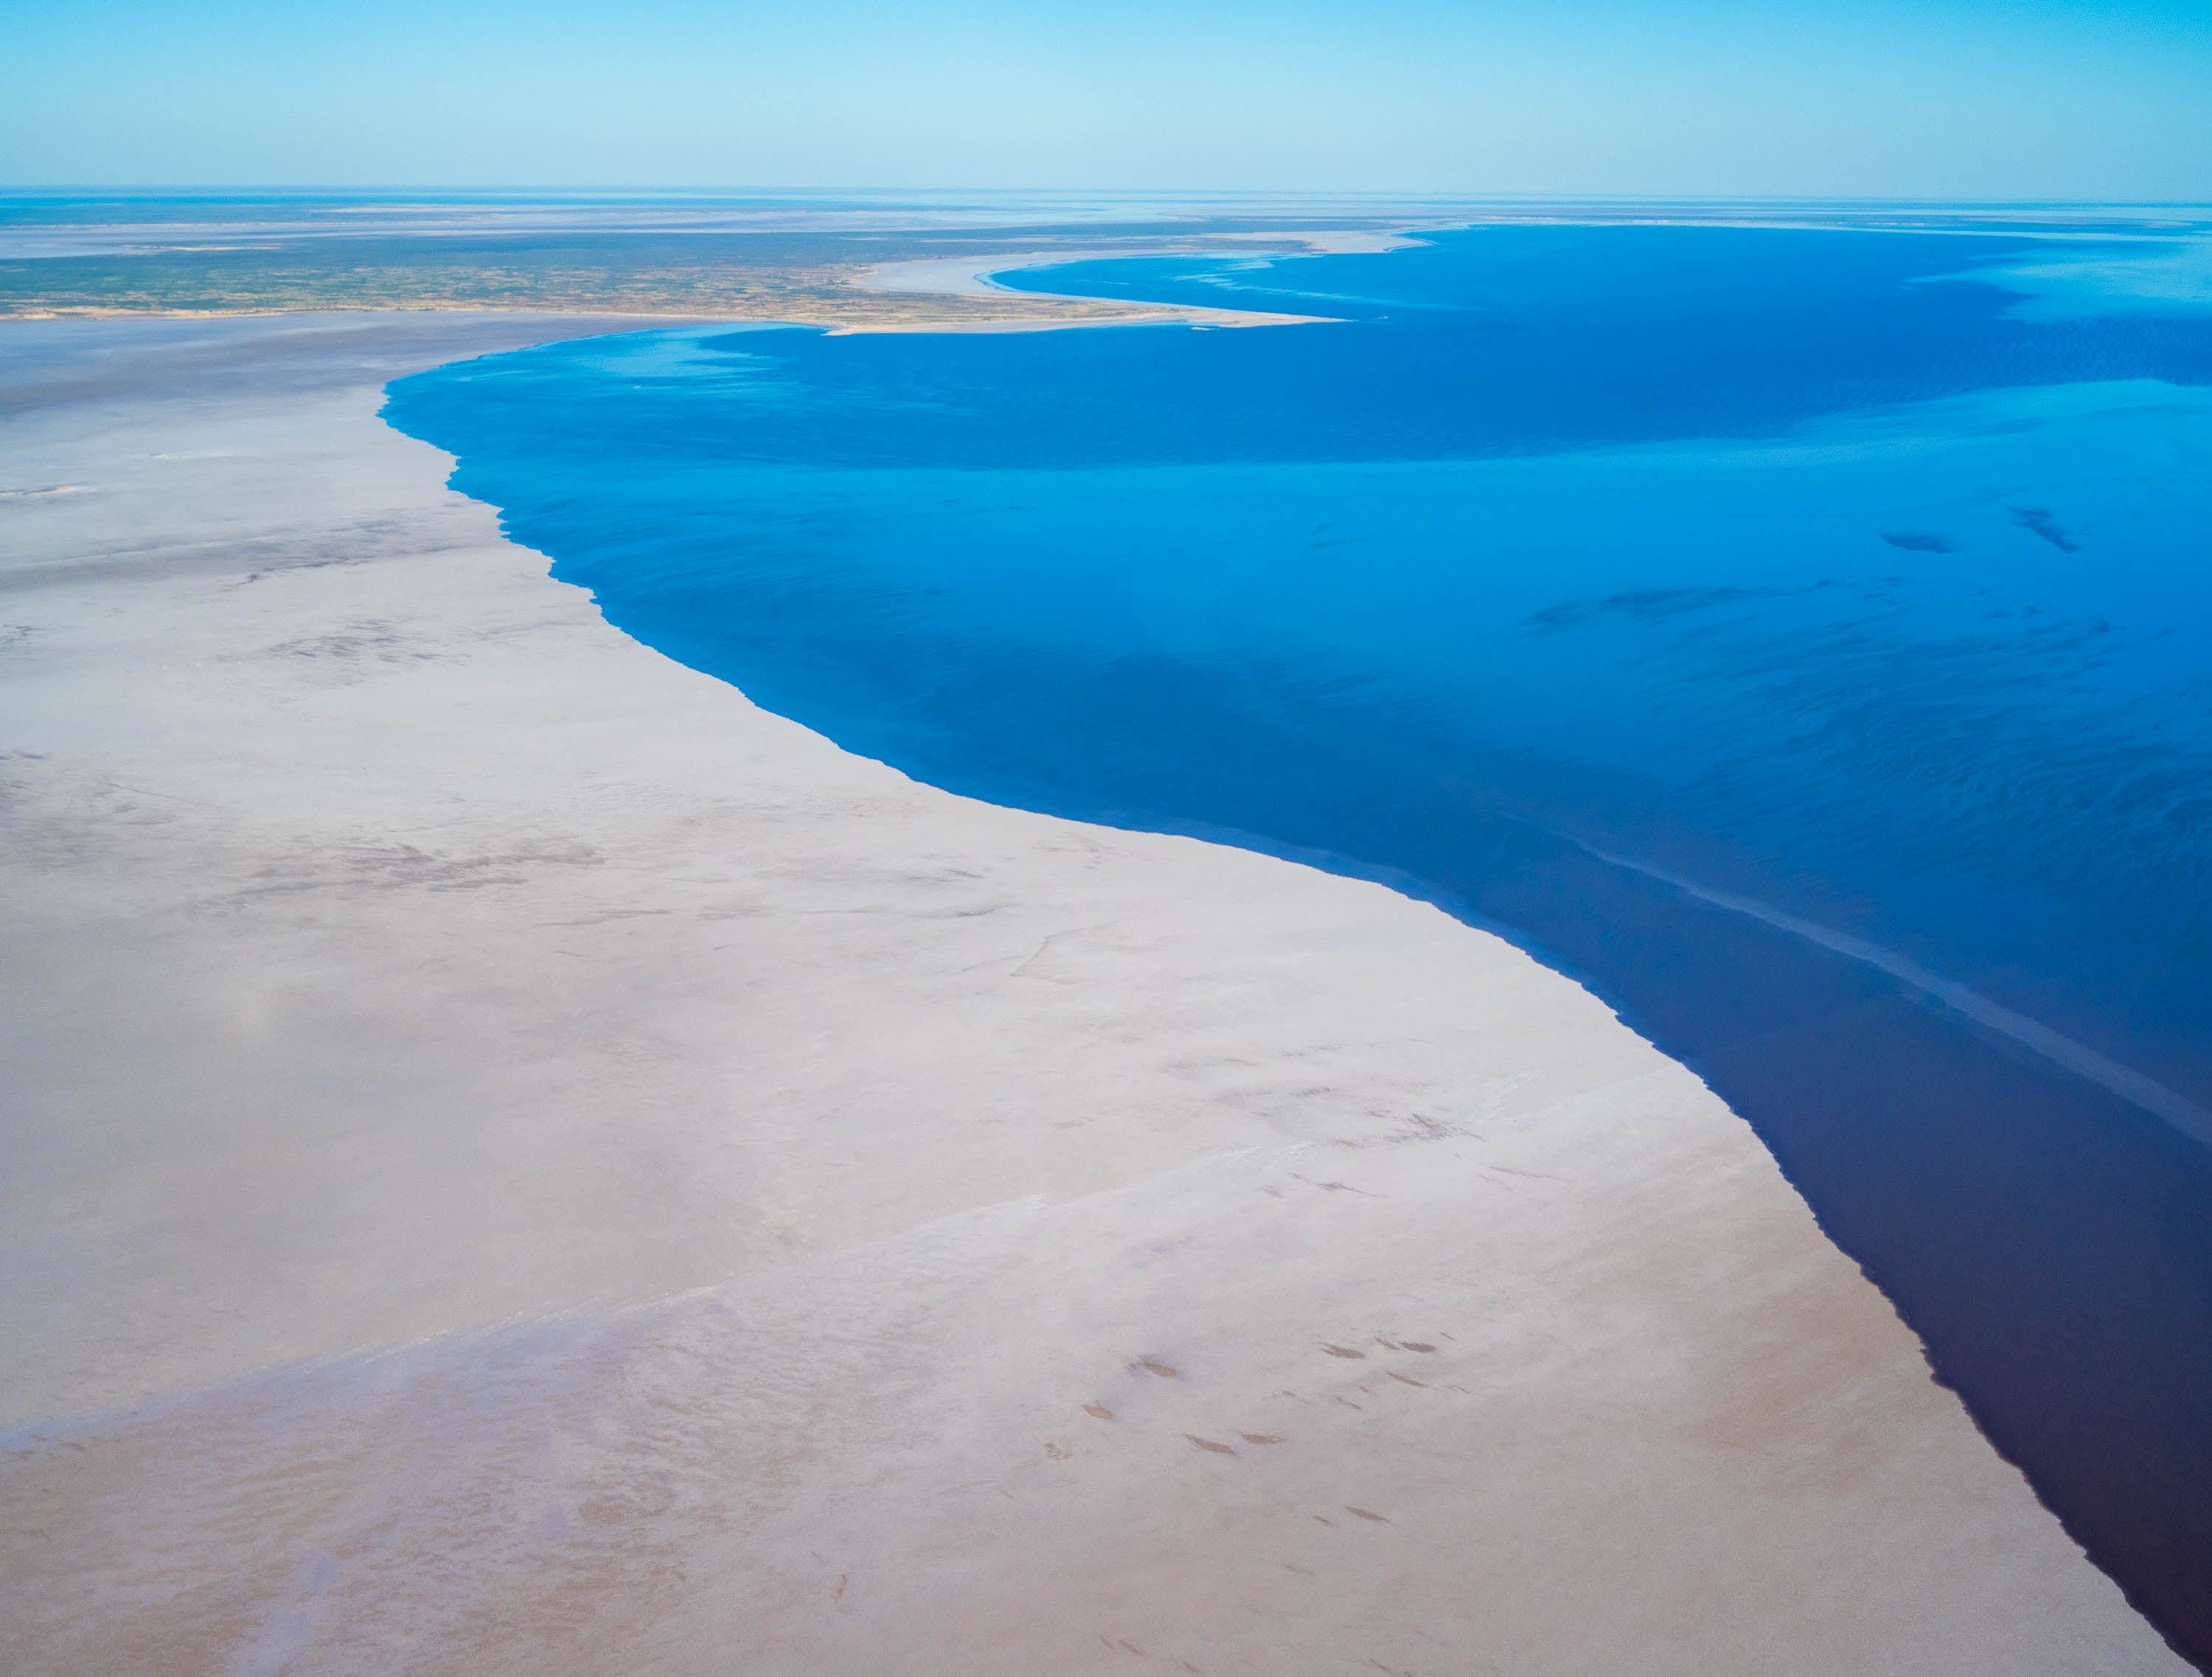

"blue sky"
[4,0,2208,198]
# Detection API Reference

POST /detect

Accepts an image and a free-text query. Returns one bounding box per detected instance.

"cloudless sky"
[4,0,2209,198]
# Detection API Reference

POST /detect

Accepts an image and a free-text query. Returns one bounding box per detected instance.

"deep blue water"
[385,224,2212,1662]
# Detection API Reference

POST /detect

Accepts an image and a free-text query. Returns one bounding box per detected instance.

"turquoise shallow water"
[386,223,2212,1660]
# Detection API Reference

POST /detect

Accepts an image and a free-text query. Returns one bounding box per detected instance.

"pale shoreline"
[846,229,1430,331]
[0,313,2187,1673]
[850,249,1321,331]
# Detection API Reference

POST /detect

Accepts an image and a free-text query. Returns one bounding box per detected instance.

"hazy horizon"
[6,0,2209,201]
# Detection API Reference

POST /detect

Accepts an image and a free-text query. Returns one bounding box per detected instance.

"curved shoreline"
[847,229,1425,330]
[0,313,2186,1673]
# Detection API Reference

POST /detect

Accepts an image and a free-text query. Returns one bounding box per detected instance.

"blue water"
[385,223,2212,1660]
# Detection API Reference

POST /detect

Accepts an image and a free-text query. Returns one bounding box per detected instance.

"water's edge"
[381,229,2212,1662]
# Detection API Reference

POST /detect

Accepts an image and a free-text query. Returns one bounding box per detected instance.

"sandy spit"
[852,246,1335,331]
[0,313,2185,1676]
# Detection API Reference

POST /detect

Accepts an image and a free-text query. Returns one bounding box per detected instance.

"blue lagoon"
[386,221,2212,1659]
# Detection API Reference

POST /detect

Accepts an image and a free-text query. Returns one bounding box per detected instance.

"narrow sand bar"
[0,314,2187,1674]
[855,249,1329,330]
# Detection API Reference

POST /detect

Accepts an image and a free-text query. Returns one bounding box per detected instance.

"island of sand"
[0,312,2188,1675]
